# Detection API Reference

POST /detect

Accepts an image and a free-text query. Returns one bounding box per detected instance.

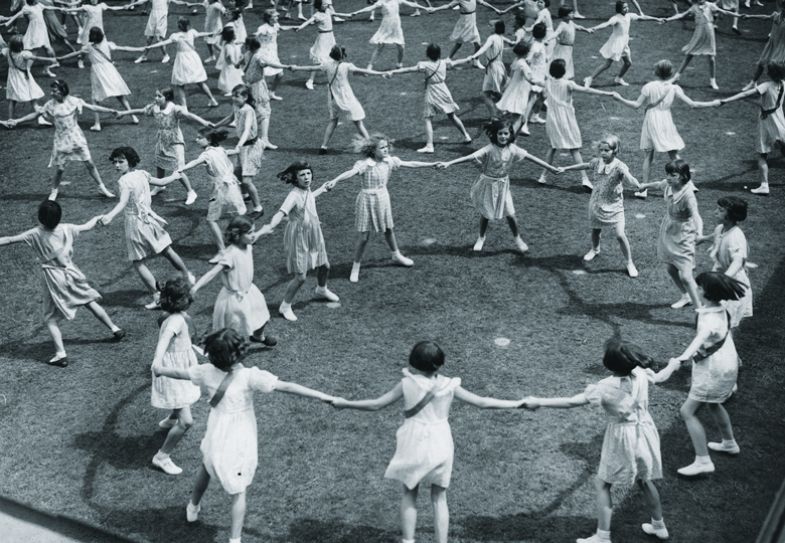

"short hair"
[597,134,621,154]
[329,45,347,61]
[314,0,325,11]
[549,58,566,78]
[203,128,229,146]
[157,87,175,102]
[615,0,626,13]
[665,159,691,183]
[245,36,261,51]
[9,35,24,53]
[88,26,104,43]
[654,59,673,80]
[532,22,547,39]
[277,161,313,185]
[109,146,141,167]
[409,341,445,373]
[159,277,193,313]
[232,84,255,107]
[484,118,516,145]
[177,17,190,31]
[203,328,248,371]
[603,338,653,376]
[225,215,254,245]
[514,11,526,29]
[426,43,441,61]
[262,8,277,24]
[696,272,746,303]
[221,25,236,43]
[51,79,70,96]
[768,62,785,82]
[493,19,506,34]
[717,196,748,223]
[351,133,391,157]
[513,40,530,58]
[557,6,573,18]
[38,200,62,230]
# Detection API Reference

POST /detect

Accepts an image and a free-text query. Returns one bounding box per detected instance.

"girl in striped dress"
[257,161,339,322]
[295,0,352,90]
[430,0,500,60]
[325,134,433,283]
[467,20,513,119]
[741,0,785,90]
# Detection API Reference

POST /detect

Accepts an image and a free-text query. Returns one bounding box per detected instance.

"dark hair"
[277,161,313,185]
[603,338,653,375]
[203,128,229,146]
[315,0,325,11]
[484,118,515,146]
[203,328,248,371]
[225,214,253,245]
[245,36,261,51]
[514,11,526,29]
[262,7,277,24]
[38,200,62,230]
[177,17,190,31]
[654,59,673,80]
[717,196,748,223]
[426,43,441,61]
[513,41,530,58]
[532,22,547,39]
[159,277,193,313]
[615,0,626,12]
[9,35,24,53]
[768,62,785,82]
[51,79,70,96]
[557,6,573,18]
[109,146,141,167]
[665,159,690,184]
[230,8,242,21]
[221,25,236,43]
[696,272,746,303]
[329,45,347,61]
[157,87,175,102]
[409,341,445,373]
[88,26,104,43]
[493,19,506,34]
[549,58,566,78]
[232,84,255,107]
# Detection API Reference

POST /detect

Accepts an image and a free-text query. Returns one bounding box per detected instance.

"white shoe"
[263,140,279,150]
[131,115,140,124]
[670,294,692,309]
[537,173,547,184]
[530,114,546,124]
[583,247,600,262]
[641,523,669,540]
[314,286,340,302]
[519,124,530,136]
[150,185,166,196]
[514,237,529,253]
[270,92,283,101]
[305,79,314,90]
[158,416,177,429]
[392,252,414,267]
[48,188,59,201]
[634,189,648,199]
[145,292,161,310]
[279,303,297,321]
[473,236,485,252]
[37,116,52,126]
[750,184,770,195]
[583,76,593,88]
[161,54,170,64]
[349,262,361,283]
[626,261,639,278]
[134,55,148,64]
[152,453,183,475]
[77,59,85,69]
[581,179,594,191]
[677,459,715,476]
[90,124,101,132]
[186,502,200,522]
[204,56,216,63]
[417,145,435,153]
[614,77,629,86]
[707,440,740,455]
[709,78,719,90]
[185,190,198,205]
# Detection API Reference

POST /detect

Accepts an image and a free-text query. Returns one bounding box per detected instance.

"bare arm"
[526,392,589,409]
[324,165,361,190]
[295,16,316,31]
[637,179,668,191]
[83,102,119,114]
[289,64,322,71]
[719,88,757,105]
[234,112,254,149]
[212,112,235,128]
[428,0,459,12]
[724,254,745,278]
[348,2,381,16]
[349,65,389,77]
[674,86,719,108]
[454,386,526,409]
[0,231,29,247]
[526,152,562,174]
[574,86,619,98]
[178,109,213,127]
[191,263,225,296]
[116,106,148,117]
[673,326,713,362]
[560,161,592,172]
[112,44,147,52]
[386,65,420,76]
[56,49,86,62]
[688,195,703,238]
[275,380,335,402]
[331,382,403,410]
[98,188,130,225]
[73,216,101,233]
[398,160,437,168]
[153,366,192,379]
[615,92,646,109]
[149,172,182,187]
[178,155,207,174]
[257,211,286,235]
[151,322,178,370]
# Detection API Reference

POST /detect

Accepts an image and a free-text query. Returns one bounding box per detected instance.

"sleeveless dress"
[656,181,698,271]
[418,59,459,118]
[370,0,405,45]
[323,60,366,121]
[497,57,533,116]
[143,102,187,170]
[352,157,401,232]
[86,41,131,102]
[481,34,507,94]
[640,81,685,152]
[5,49,44,102]
[681,3,717,56]
[759,12,785,66]
[171,30,208,85]
[151,312,201,410]
[468,144,529,220]
[77,3,106,45]
[599,13,638,61]
[689,307,739,403]
[709,225,752,327]
[280,187,330,275]
[40,96,91,167]
[544,78,582,149]
[450,0,481,44]
[212,244,270,336]
[119,170,172,260]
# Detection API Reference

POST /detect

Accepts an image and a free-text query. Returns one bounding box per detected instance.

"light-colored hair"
[351,133,391,157]
[597,134,621,154]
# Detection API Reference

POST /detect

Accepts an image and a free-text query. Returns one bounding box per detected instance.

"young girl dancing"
[133,0,195,64]
[153,327,334,543]
[69,0,137,49]
[99,146,194,309]
[1,0,60,78]
[257,161,339,322]
[524,339,679,543]
[741,0,785,90]
[429,0,501,61]
[150,277,201,476]
[198,0,226,63]
[216,25,244,96]
[637,160,703,309]
[243,36,289,150]
[522,22,549,127]
[496,41,539,136]
[386,43,473,153]
[3,35,51,122]
[255,8,294,100]
[331,340,526,543]
[547,7,591,80]
[466,19,513,119]
[191,215,276,345]
[295,0,352,90]
[324,134,433,283]
[436,119,561,253]
[659,272,745,477]
[0,200,124,367]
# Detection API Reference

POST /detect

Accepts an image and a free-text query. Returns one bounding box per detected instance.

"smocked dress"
[384,368,461,490]
[5,48,44,102]
[756,80,785,153]
[216,40,244,94]
[309,11,336,64]
[599,13,639,61]
[77,3,106,45]
[188,363,279,494]
[198,146,246,221]
[143,102,187,170]
[656,181,698,271]
[709,225,752,327]
[145,0,169,38]
[640,80,685,152]
[118,170,173,260]
[584,367,663,485]
[682,3,717,56]
[256,22,282,76]
[280,187,330,275]
[450,0,481,44]
[20,224,102,321]
[203,0,225,45]
[370,0,405,45]
[40,96,92,167]
[151,312,201,409]
[418,59,459,117]
[481,34,507,94]
[527,40,547,93]
[759,12,785,66]
[689,306,739,402]
[497,57,533,116]
[468,144,529,220]
[544,78,582,149]
[244,52,272,120]
[21,3,52,51]
[212,244,270,336]
[552,21,576,79]
[323,60,366,121]
[85,41,132,102]
[352,156,401,232]
[587,157,636,228]
[170,30,208,86]
[234,103,264,176]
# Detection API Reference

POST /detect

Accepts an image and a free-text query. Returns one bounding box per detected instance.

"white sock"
[352,262,361,273]
[154,450,168,459]
[596,529,611,542]
[229,538,242,543]
[401,540,415,543]
[696,454,712,464]
[651,518,666,529]
[280,301,291,311]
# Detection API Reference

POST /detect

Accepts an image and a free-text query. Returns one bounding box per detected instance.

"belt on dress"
[318,29,334,33]
[242,137,258,147]
[361,187,387,194]
[459,10,476,14]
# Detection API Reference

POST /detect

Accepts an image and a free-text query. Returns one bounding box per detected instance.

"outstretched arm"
[0,230,30,247]
[153,366,192,379]
[454,386,526,408]
[179,109,213,127]
[647,359,683,383]
[117,106,148,117]
[437,150,484,168]
[73,216,102,233]
[99,188,130,225]
[178,155,207,174]
[324,165,361,190]
[526,152,562,174]
[672,326,713,362]
[398,159,437,168]
[257,211,286,236]
[190,263,224,296]
[112,44,148,52]
[348,2,381,16]
[663,10,689,21]
[56,49,86,62]
[386,65,420,76]
[331,382,403,410]
[83,102,118,114]
[289,63,322,72]
[350,65,390,77]
[560,162,592,172]
[295,16,316,31]
[637,179,668,191]
[574,85,619,98]
[428,0,459,12]
[675,86,720,108]
[525,392,589,409]
[149,172,182,187]
[718,88,757,106]
[615,92,646,109]
[275,380,336,402]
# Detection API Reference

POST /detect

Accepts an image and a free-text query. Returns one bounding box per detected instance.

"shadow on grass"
[271,518,398,543]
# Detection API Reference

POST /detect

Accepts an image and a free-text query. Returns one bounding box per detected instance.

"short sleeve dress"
[256,22,282,76]
[199,146,246,221]
[171,30,208,86]
[587,158,633,228]
[583,367,663,485]
[22,3,52,51]
[468,144,529,220]
[77,3,107,45]
[324,60,366,121]
[352,156,402,232]
[41,96,91,168]
[681,3,717,56]
[188,364,279,495]
[143,102,187,170]
[244,52,272,120]
[86,41,132,102]
[216,41,244,94]
[151,313,201,409]
[279,188,330,275]
[145,0,169,38]
[309,11,336,64]
[756,80,785,154]
[689,306,739,403]
[544,78,582,149]
[370,0,404,45]
[599,13,638,61]
[5,48,44,102]
[656,181,698,272]
[418,59,459,118]
[119,170,173,260]
[496,57,533,116]
[450,0,481,44]
[758,12,785,66]
[234,103,264,176]
[481,34,507,94]
[552,21,576,79]
[639,81,685,153]
[212,244,271,337]
[384,368,462,490]
[203,0,226,45]
[709,225,752,327]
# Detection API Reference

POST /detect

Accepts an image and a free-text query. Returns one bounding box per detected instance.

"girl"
[524,339,679,543]
[583,1,661,88]
[547,6,592,80]
[116,88,210,205]
[145,17,220,109]
[436,119,561,253]
[1,0,60,78]
[289,45,387,153]
[68,0,137,48]
[324,134,433,283]
[613,60,719,198]
[385,43,473,153]
[295,0,352,90]
[660,272,745,477]
[200,0,226,62]
[0,200,124,367]
[216,25,244,96]
[496,41,539,137]
[718,62,785,196]
[637,160,703,309]
[55,27,144,132]
[4,79,116,200]
[331,341,526,543]
[741,1,785,91]
[429,0,501,60]
[99,146,195,309]
[3,35,51,122]
[150,277,201,476]
[538,59,618,190]
[153,327,334,543]
[228,8,247,45]
[177,129,247,256]
[243,36,289,150]
[190,215,276,345]
[133,0,196,64]
[257,162,339,322]
[522,23,548,128]
[38,0,80,62]
[467,19,513,119]
[562,134,643,277]
[255,8,294,100]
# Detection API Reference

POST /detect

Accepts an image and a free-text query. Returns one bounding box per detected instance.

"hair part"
[38,200,62,230]
[409,341,446,373]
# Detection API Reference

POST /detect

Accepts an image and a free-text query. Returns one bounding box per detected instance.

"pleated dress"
[86,41,132,102]
[119,170,173,261]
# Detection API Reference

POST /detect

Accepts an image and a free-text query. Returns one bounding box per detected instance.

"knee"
[177,417,193,430]
[679,403,693,420]
[294,274,307,285]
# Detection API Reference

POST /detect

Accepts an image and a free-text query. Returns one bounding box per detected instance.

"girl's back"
[401,369,460,422]
[586,367,652,424]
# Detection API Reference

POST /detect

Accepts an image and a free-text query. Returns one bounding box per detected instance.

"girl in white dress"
[150,277,201,476]
[99,146,195,309]
[524,339,678,543]
[386,43,473,153]
[199,0,226,62]
[133,0,195,64]
[522,23,548,127]
[429,0,501,60]
[69,0,136,46]
[583,1,661,88]
[331,341,526,543]
[243,36,289,151]
[659,272,745,477]
[436,119,561,253]
[3,35,50,121]
[546,7,591,80]
[1,0,60,77]
[153,328,334,543]
[741,1,785,90]
[216,25,244,96]
[295,0,352,90]
[255,9,295,100]
[145,17,220,108]
[467,20,513,119]
[497,41,539,135]
[324,134,433,283]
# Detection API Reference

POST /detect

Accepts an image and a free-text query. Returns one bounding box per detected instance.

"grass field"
[1,0,785,542]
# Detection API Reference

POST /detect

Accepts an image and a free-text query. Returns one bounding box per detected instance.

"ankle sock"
[596,529,611,542]
[651,518,666,530]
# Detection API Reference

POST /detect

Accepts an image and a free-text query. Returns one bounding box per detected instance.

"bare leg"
[758,153,769,187]
[708,56,716,80]
[321,118,339,148]
[208,220,225,251]
[707,403,736,442]
[614,221,634,264]
[448,41,463,59]
[666,263,686,294]
[423,118,434,147]
[45,317,66,356]
[118,97,139,123]
[572,150,591,185]
[190,464,211,506]
[595,478,613,532]
[133,260,159,292]
[680,269,701,307]
[431,485,449,543]
[368,44,383,69]
[396,44,404,66]
[617,55,632,79]
[198,82,218,106]
[282,274,306,303]
[269,73,283,93]
[540,147,557,182]
[641,149,654,184]
[400,485,419,541]
[85,301,120,331]
[354,231,371,263]
[481,91,499,118]
[174,85,187,108]
[479,216,489,237]
[161,246,191,276]
[229,491,247,540]
[676,53,693,76]
[8,100,14,120]
[241,175,262,209]
[637,480,664,522]
[354,120,370,139]
[159,406,193,455]
[590,228,601,251]
[589,59,613,81]
[680,398,709,457]
[91,100,102,130]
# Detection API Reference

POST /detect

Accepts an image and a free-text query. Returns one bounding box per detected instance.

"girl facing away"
[330,340,527,543]
[2,34,52,122]
[0,200,124,367]
[153,327,335,543]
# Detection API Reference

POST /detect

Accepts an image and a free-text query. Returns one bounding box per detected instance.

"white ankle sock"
[651,518,666,529]
[696,455,712,464]
[596,529,611,542]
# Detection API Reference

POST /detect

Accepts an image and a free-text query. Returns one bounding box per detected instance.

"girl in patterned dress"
[660,272,745,477]
[258,161,339,322]
[562,134,643,277]
[0,200,124,367]
[324,134,432,283]
[99,146,195,309]
[386,43,473,153]
[637,160,703,309]
[467,20,513,119]
[3,35,51,122]
[436,119,561,253]
[216,25,244,96]
[331,341,526,543]
[243,36,289,151]
[295,0,352,90]
[524,339,678,543]
[117,87,210,205]
[255,9,295,100]
[150,277,201,476]
[741,1,785,90]
[429,0,500,60]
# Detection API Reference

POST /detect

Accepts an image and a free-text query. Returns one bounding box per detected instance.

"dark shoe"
[112,329,126,341]
[47,356,69,368]
[318,147,328,155]
[262,335,278,347]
